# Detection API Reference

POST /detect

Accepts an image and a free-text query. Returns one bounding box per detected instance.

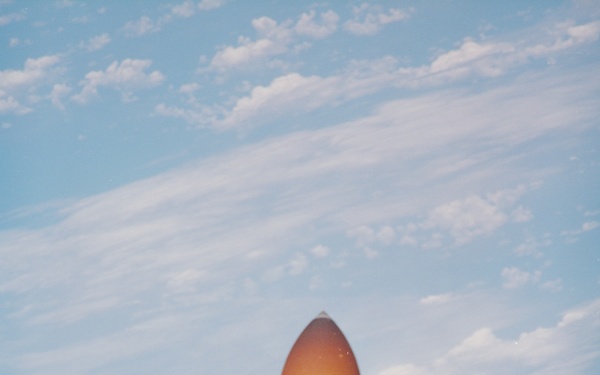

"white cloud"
[3,60,599,372]
[215,73,341,128]
[309,244,329,258]
[526,20,600,56]
[420,293,455,305]
[295,10,339,39]
[567,20,600,42]
[376,225,396,245]
[0,55,59,114]
[171,0,195,17]
[288,252,308,275]
[50,83,71,110]
[197,18,600,130]
[0,55,60,91]
[210,16,293,71]
[155,102,216,127]
[344,3,410,36]
[377,299,600,375]
[514,236,551,257]
[80,33,110,51]
[0,12,24,26]
[429,38,515,77]
[421,186,530,246]
[73,59,165,103]
[209,10,338,72]
[582,221,600,231]
[511,205,533,222]
[123,15,160,37]
[541,278,563,292]
[0,91,31,114]
[501,266,541,288]
[348,225,375,246]
[561,220,600,237]
[198,0,225,10]
[178,82,200,94]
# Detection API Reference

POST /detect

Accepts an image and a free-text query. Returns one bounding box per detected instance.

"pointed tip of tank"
[315,310,331,320]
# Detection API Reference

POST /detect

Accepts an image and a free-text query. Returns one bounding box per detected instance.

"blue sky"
[1,0,599,374]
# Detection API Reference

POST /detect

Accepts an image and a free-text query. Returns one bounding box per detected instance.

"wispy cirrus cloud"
[2,63,598,372]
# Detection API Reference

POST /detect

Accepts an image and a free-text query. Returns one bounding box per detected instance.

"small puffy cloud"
[424,196,506,244]
[421,186,529,245]
[0,55,60,114]
[211,37,285,71]
[344,3,410,36]
[348,225,375,246]
[501,267,541,288]
[198,0,225,10]
[80,33,111,51]
[0,55,60,91]
[123,15,160,37]
[288,252,308,275]
[420,293,454,305]
[309,244,329,258]
[178,82,200,94]
[0,91,31,114]
[582,221,600,232]
[541,278,563,292]
[362,246,379,259]
[155,102,215,127]
[0,12,25,26]
[511,205,533,222]
[209,10,337,72]
[295,10,339,39]
[514,236,550,257]
[210,16,293,71]
[50,83,71,110]
[73,59,165,103]
[561,220,600,237]
[398,223,419,247]
[171,0,196,17]
[376,225,396,245]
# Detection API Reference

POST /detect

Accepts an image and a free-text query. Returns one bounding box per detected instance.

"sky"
[1,0,599,374]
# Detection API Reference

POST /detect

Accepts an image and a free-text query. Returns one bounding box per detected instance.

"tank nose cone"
[281,311,360,375]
